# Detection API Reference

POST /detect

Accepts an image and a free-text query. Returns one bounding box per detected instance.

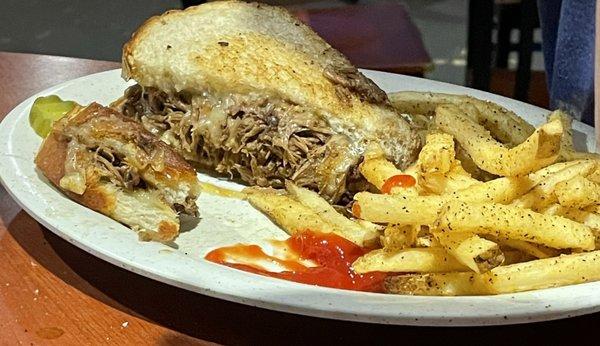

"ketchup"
[205,230,386,292]
[381,174,416,194]
[351,202,362,218]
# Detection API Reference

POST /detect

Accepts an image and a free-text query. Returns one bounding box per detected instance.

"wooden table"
[0,52,595,345]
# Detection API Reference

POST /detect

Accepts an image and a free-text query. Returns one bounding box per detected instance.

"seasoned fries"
[384,251,600,295]
[246,189,337,235]
[418,133,455,175]
[285,182,380,247]
[554,176,600,208]
[434,232,504,273]
[417,133,481,194]
[388,91,535,146]
[511,160,596,210]
[353,176,532,225]
[353,193,444,225]
[352,248,468,274]
[359,145,419,196]
[247,186,379,247]
[436,104,563,176]
[240,91,600,296]
[359,148,405,190]
[494,238,559,259]
[436,201,594,250]
[380,225,419,250]
[549,110,600,161]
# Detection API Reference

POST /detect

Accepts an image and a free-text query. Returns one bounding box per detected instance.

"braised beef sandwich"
[112,0,421,204]
[35,103,201,242]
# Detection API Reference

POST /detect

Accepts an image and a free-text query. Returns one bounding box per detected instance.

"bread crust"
[35,130,117,214]
[35,103,201,241]
[35,131,67,187]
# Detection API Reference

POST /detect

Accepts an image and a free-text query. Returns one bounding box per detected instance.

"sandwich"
[112,0,421,204]
[35,103,201,242]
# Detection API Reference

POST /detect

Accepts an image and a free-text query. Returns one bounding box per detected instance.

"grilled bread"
[35,103,201,242]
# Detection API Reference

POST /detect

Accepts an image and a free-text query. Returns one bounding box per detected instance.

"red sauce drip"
[351,202,362,218]
[205,230,387,292]
[381,174,416,194]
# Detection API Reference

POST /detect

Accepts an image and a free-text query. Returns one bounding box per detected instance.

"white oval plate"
[1,69,598,326]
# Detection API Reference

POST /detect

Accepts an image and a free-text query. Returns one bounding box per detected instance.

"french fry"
[284,182,380,247]
[548,110,600,161]
[436,201,595,250]
[588,163,600,184]
[360,152,404,189]
[246,188,336,235]
[511,160,596,210]
[415,233,438,248]
[387,91,535,146]
[246,188,374,247]
[380,225,419,250]
[447,175,532,204]
[455,144,498,181]
[418,133,455,175]
[527,159,585,182]
[384,251,600,295]
[585,205,600,214]
[385,272,481,295]
[555,176,600,208]
[353,175,532,225]
[352,248,468,274]
[541,204,600,248]
[473,99,535,147]
[388,91,457,117]
[436,104,562,176]
[494,238,560,259]
[560,209,600,230]
[417,132,482,194]
[353,193,445,225]
[359,145,419,196]
[502,249,535,265]
[434,232,504,273]
[420,165,482,195]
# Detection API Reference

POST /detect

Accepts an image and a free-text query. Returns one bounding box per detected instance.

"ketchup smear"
[205,230,387,292]
[381,174,417,194]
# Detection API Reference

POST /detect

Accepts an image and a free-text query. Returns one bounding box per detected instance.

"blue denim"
[537,0,595,125]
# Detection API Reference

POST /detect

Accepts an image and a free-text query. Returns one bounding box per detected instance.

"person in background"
[596,0,600,150]
[538,0,595,126]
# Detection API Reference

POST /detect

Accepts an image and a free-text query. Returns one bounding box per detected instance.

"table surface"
[0,51,595,345]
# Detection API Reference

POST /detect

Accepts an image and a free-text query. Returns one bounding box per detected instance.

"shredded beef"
[115,84,360,202]
[92,146,142,190]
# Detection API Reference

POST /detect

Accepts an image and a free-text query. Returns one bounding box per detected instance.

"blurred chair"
[181,0,204,7]
[290,2,432,76]
[467,0,542,103]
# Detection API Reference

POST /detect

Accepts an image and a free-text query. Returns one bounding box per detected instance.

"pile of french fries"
[243,91,600,296]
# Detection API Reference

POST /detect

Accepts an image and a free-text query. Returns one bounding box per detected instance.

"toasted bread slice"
[35,103,201,242]
[119,1,420,202]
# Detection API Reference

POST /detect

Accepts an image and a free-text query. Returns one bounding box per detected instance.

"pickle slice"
[29,95,77,137]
